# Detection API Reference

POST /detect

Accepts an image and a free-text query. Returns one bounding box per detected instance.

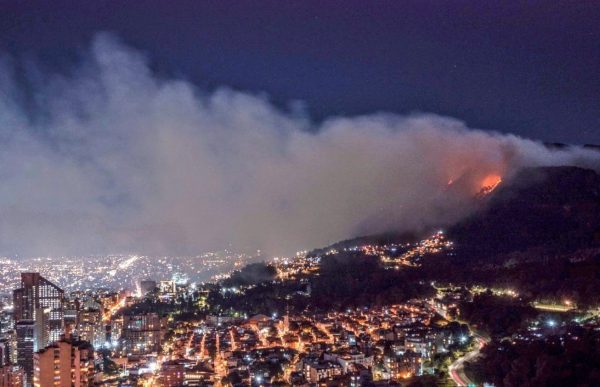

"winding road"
[448,332,489,386]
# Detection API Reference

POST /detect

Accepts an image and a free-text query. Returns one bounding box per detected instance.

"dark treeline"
[310,252,433,310]
[208,252,433,316]
[419,253,600,307]
[459,293,536,338]
[469,329,600,386]
[221,262,277,287]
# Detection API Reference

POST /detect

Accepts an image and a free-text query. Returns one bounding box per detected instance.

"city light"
[1,7,596,387]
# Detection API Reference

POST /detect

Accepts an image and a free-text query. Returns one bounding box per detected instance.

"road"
[448,333,489,386]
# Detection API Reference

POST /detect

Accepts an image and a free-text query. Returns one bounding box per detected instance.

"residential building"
[33,338,94,387]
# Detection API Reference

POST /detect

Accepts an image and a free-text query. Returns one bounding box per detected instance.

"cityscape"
[2,2,600,387]
[0,252,256,295]
[2,226,600,386]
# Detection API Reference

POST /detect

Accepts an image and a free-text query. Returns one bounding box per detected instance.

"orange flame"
[481,174,502,188]
[478,174,502,196]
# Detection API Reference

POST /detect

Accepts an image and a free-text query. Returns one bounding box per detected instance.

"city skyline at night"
[1,3,600,387]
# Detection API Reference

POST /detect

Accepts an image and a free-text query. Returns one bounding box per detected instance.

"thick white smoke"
[0,33,598,257]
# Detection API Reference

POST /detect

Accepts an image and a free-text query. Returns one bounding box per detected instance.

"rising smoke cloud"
[0,33,598,257]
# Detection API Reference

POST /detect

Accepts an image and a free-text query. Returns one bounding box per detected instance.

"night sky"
[1,0,599,144]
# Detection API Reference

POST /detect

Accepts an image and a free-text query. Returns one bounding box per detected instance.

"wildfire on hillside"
[445,172,503,198]
[477,174,502,197]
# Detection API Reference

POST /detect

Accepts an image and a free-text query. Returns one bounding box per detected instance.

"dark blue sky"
[2,0,599,143]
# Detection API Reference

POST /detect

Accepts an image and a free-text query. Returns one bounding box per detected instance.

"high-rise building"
[33,308,50,352]
[0,338,11,366]
[0,332,15,373]
[63,308,78,338]
[15,321,34,386]
[14,273,64,386]
[33,338,95,387]
[13,313,49,387]
[14,273,64,343]
[0,310,13,335]
[121,312,165,355]
[77,309,105,349]
[0,365,25,387]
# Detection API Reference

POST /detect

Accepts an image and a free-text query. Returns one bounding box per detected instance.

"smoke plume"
[0,33,598,257]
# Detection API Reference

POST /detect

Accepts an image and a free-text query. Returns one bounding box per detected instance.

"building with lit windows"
[33,338,94,387]
[303,360,343,384]
[159,360,185,387]
[77,309,105,349]
[14,273,64,344]
[120,313,165,355]
[15,321,34,386]
[0,365,24,387]
[13,273,64,386]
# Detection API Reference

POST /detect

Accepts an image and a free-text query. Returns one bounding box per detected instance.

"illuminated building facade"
[33,339,94,387]
[14,274,64,344]
[0,365,24,387]
[13,273,65,385]
[121,313,164,355]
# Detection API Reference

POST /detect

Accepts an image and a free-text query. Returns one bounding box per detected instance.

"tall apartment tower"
[14,321,34,386]
[121,312,165,355]
[77,308,105,349]
[13,273,64,386]
[0,364,25,387]
[33,338,95,387]
[14,273,64,343]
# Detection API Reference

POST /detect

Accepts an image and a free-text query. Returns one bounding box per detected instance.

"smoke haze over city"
[0,33,599,257]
